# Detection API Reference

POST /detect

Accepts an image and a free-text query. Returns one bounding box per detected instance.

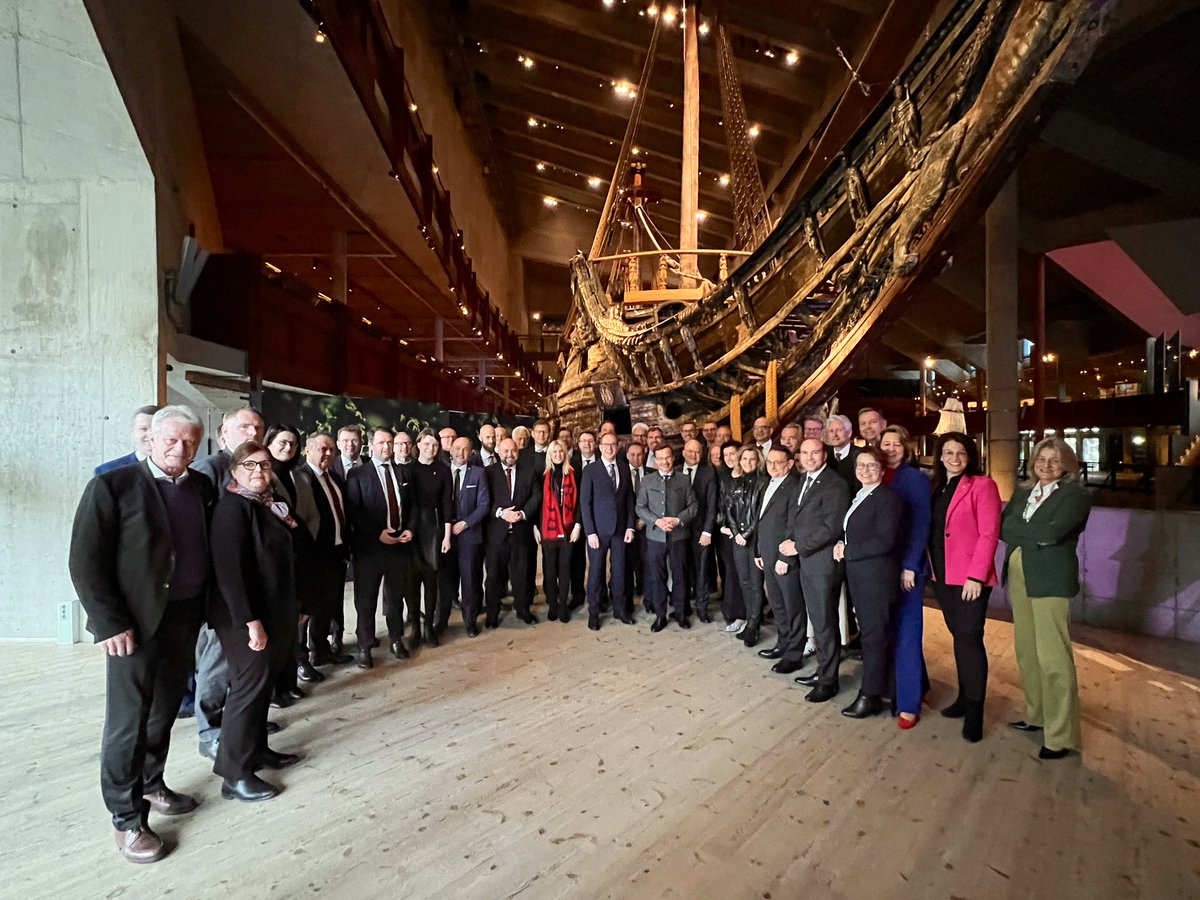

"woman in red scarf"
[536,440,581,622]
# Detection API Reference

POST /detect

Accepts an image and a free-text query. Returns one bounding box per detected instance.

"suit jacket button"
[163,582,170,589]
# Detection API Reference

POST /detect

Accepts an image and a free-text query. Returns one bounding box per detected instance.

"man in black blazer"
[484,438,541,627]
[69,406,215,864]
[291,433,351,675]
[332,425,364,482]
[345,427,414,667]
[826,414,862,491]
[635,445,698,631]
[680,439,718,623]
[753,448,802,654]
[778,440,851,699]
[580,432,635,629]
[443,437,491,636]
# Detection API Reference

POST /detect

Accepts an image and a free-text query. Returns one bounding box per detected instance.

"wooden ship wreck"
[551,0,1116,434]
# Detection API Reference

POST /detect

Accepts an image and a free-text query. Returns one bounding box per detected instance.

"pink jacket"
[932,474,1001,586]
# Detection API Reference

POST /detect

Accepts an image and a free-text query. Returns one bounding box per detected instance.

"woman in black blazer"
[209,441,303,803]
[834,447,903,719]
[720,445,768,646]
[713,441,746,631]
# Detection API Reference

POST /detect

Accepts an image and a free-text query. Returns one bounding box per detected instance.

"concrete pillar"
[0,1,158,638]
[985,175,1020,500]
[433,317,444,363]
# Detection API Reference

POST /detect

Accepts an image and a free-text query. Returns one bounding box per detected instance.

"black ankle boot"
[962,700,984,743]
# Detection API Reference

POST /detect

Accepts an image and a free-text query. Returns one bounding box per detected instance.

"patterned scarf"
[541,465,578,540]
[227,482,297,529]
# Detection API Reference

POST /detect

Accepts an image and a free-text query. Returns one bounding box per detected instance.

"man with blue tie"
[636,445,698,632]
[443,437,491,636]
[580,432,636,630]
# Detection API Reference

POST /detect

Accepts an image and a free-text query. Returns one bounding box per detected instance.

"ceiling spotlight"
[536,161,546,172]
[587,176,602,189]
[531,311,543,321]
[527,116,539,128]
[718,173,730,187]
[542,196,559,208]
[785,49,799,67]
[431,164,439,175]
[409,102,419,113]
[631,146,640,156]
[661,6,677,26]
[603,0,615,6]
[696,210,708,222]
[748,124,760,139]
[314,27,327,43]
[647,4,659,17]
[612,80,637,99]
[518,54,534,69]
[699,20,710,36]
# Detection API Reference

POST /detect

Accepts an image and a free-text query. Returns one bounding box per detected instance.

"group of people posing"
[69,403,1093,864]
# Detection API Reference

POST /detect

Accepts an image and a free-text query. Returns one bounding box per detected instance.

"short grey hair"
[222,406,263,426]
[829,414,853,432]
[152,405,203,434]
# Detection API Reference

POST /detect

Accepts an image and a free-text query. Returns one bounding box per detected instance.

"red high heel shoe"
[898,714,920,730]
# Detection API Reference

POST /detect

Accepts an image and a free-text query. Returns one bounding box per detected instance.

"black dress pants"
[685,539,712,614]
[934,580,992,703]
[100,599,204,830]
[455,541,484,625]
[846,555,899,697]
[542,538,573,618]
[486,530,532,620]
[569,538,587,609]
[645,539,687,619]
[785,560,842,685]
[305,555,346,663]
[353,547,407,650]
[732,540,765,625]
[625,529,646,599]
[763,561,801,649]
[407,555,438,635]
[437,548,459,630]
[213,618,291,780]
[716,534,745,622]
[587,535,628,618]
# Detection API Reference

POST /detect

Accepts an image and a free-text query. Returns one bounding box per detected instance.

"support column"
[985,175,1020,500]
[0,4,158,638]
[477,359,487,390]
[433,317,444,363]
[1033,254,1046,441]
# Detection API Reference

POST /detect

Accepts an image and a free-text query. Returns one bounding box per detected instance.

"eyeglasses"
[239,459,273,471]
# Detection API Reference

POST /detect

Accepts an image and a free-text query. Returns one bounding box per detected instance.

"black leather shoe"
[1008,720,1043,732]
[696,607,712,624]
[424,627,440,648]
[841,694,884,718]
[389,640,409,660]
[941,697,966,719]
[675,615,691,629]
[793,672,821,687]
[559,610,571,624]
[296,661,325,683]
[314,652,353,666]
[1038,746,1071,760]
[484,617,499,629]
[466,622,480,638]
[547,606,559,621]
[221,775,279,803]
[265,721,282,736]
[256,749,302,770]
[620,614,636,625]
[407,633,421,653]
[842,645,863,661]
[198,740,219,761]
[757,646,783,660]
[269,693,292,709]
[650,616,668,633]
[588,615,600,631]
[329,635,344,657]
[356,649,374,669]
[520,612,539,625]
[285,687,305,701]
[144,786,199,816]
[771,660,802,675]
[805,683,838,703]
[741,625,759,647]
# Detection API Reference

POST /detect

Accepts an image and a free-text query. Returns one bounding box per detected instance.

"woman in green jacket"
[1000,438,1092,760]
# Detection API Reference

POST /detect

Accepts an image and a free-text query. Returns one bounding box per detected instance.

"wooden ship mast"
[552,0,1118,435]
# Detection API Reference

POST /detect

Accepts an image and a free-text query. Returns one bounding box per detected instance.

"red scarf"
[541,468,578,539]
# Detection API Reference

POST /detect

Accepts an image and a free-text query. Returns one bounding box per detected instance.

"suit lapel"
[946,475,968,521]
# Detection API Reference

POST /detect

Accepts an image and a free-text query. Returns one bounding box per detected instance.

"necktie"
[506,466,514,499]
[383,465,400,530]
[608,463,617,489]
[799,475,813,505]
[686,467,694,484]
[454,467,462,504]
[323,472,345,530]
[633,468,640,491]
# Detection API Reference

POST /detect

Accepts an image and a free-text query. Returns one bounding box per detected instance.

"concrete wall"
[990,507,1200,643]
[0,0,157,638]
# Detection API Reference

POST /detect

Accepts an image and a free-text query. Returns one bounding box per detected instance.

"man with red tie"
[345,427,413,668]
[484,438,541,628]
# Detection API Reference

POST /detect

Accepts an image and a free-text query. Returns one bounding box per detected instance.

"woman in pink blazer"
[927,432,1001,743]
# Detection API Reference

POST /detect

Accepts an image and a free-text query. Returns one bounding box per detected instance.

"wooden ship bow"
[552,0,1117,434]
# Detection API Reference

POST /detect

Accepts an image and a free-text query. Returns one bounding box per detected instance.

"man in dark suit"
[332,425,364,482]
[635,445,698,632]
[679,439,718,623]
[624,441,649,604]
[778,440,851,699]
[189,406,264,760]
[94,405,158,475]
[291,433,351,677]
[408,430,453,649]
[484,438,541,627]
[471,423,499,468]
[826,414,862,491]
[437,427,456,466]
[69,406,215,864]
[569,430,598,610]
[519,419,552,609]
[345,427,414,667]
[440,437,490,636]
[580,431,635,630]
[753,448,801,654]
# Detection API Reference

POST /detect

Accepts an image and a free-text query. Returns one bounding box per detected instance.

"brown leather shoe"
[114,826,165,863]
[144,786,199,816]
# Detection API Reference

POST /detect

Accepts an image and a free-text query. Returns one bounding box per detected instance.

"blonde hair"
[544,439,574,476]
[737,443,764,473]
[1023,437,1080,487]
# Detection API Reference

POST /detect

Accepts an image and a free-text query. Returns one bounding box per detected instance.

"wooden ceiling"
[429,0,887,250]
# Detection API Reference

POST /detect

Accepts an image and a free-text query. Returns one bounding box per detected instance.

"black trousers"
[408,555,438,635]
[353,547,407,650]
[304,555,346,663]
[486,529,533,620]
[846,555,899,697]
[773,561,808,659]
[213,618,291,780]
[731,540,764,624]
[785,559,842,685]
[685,538,712,614]
[645,539,687,619]
[625,528,646,598]
[587,534,628,618]
[715,534,745,622]
[100,600,203,831]
[452,541,484,625]
[934,580,993,704]
[569,538,587,608]
[542,538,573,617]
[763,560,801,649]
[437,549,459,630]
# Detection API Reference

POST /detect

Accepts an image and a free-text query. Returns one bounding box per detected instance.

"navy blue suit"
[440,463,491,626]
[94,451,139,476]
[579,456,635,619]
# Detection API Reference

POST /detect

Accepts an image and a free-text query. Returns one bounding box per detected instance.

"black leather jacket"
[722,470,768,539]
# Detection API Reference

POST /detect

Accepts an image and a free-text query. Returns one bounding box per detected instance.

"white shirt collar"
[147,458,188,483]
[307,461,328,478]
[804,464,827,480]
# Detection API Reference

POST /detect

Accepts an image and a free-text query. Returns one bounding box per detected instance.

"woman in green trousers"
[1000,438,1092,760]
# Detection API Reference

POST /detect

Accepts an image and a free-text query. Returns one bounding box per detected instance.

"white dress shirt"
[843,482,880,533]
[798,464,827,505]
[308,461,344,545]
[759,475,786,517]
[1023,478,1062,521]
[372,457,402,530]
[147,458,188,483]
[833,443,852,461]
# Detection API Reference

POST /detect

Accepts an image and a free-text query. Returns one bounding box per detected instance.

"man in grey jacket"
[635,445,698,632]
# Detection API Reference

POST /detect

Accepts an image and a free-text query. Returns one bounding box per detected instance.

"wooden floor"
[3,599,1200,900]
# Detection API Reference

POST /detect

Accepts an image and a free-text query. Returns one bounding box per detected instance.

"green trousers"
[1008,547,1082,751]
